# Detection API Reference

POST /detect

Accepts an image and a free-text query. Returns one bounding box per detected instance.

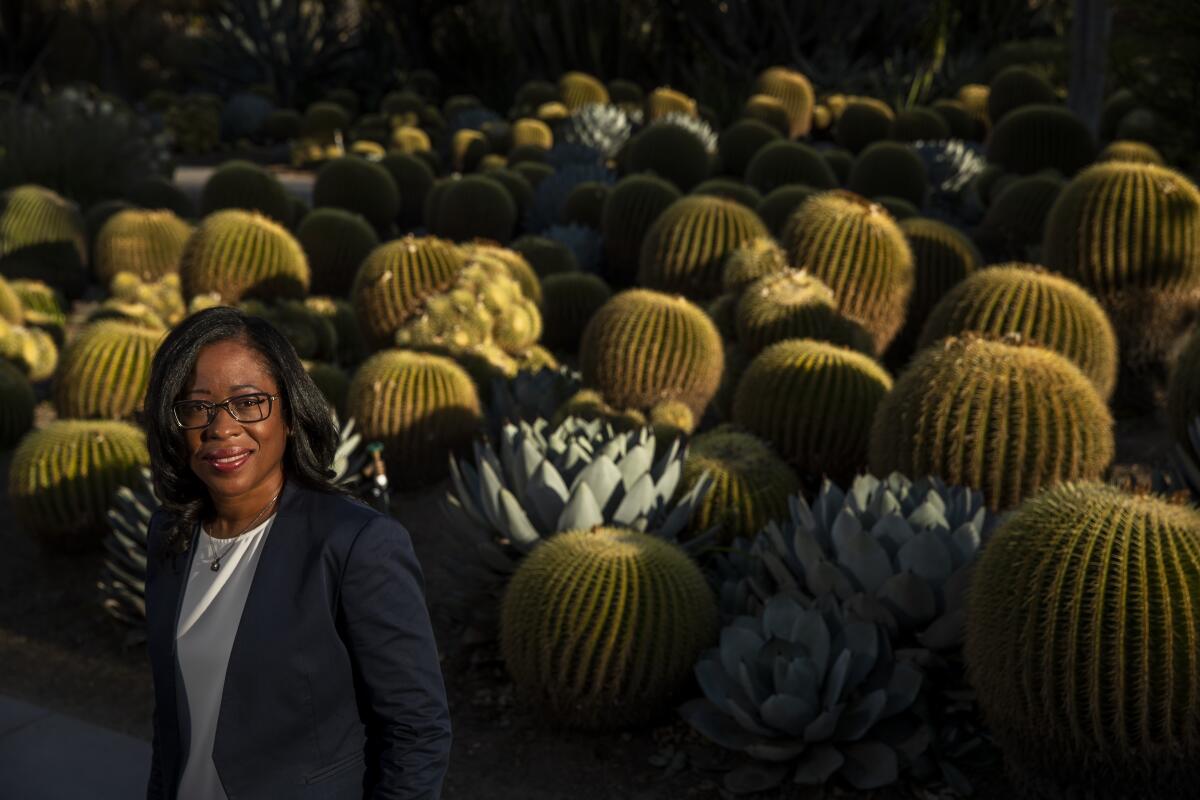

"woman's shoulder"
[295,485,401,541]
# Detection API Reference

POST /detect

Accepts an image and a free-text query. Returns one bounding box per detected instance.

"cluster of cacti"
[967,483,1200,798]
[199,160,292,224]
[0,316,58,381]
[579,289,724,419]
[179,210,310,303]
[92,209,192,285]
[637,195,767,299]
[782,190,915,352]
[0,274,23,324]
[52,320,163,420]
[733,339,893,483]
[753,67,815,138]
[8,420,149,551]
[502,526,717,729]
[0,184,88,298]
[103,271,186,328]
[869,335,1114,510]
[344,349,481,483]
[918,265,1118,398]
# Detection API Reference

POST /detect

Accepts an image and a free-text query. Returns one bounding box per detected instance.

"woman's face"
[179,338,288,507]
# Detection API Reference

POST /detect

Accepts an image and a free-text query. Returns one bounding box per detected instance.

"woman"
[143,306,451,799]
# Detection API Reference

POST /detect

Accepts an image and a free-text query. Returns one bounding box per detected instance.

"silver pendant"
[211,560,221,572]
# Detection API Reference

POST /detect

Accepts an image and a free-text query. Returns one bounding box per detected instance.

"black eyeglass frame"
[172,393,281,430]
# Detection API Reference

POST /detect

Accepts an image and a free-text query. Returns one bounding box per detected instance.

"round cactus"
[601,174,682,287]
[918,265,1118,398]
[11,278,66,343]
[834,98,894,154]
[820,148,854,185]
[753,66,815,138]
[427,175,517,243]
[681,424,801,543]
[743,140,838,196]
[0,274,23,324]
[890,106,951,142]
[1042,162,1200,383]
[92,209,192,285]
[312,157,401,234]
[8,419,149,551]
[930,99,976,139]
[741,94,790,135]
[84,199,133,250]
[627,122,712,192]
[199,160,292,223]
[345,349,481,483]
[637,196,768,300]
[986,104,1097,176]
[0,184,88,299]
[302,101,351,144]
[1097,139,1166,166]
[510,235,577,278]
[52,320,163,419]
[781,190,915,352]
[869,335,1114,511]
[890,217,981,358]
[500,526,718,730]
[690,179,761,210]
[511,118,553,150]
[986,65,1057,122]
[179,210,309,303]
[733,339,893,483]
[967,483,1200,799]
[735,269,874,356]
[540,272,612,353]
[351,236,464,349]
[127,175,195,219]
[755,184,820,236]
[847,141,929,209]
[580,289,724,418]
[563,181,610,229]
[558,71,609,110]
[0,319,58,381]
[720,236,788,294]
[304,360,349,417]
[460,243,542,304]
[379,152,435,231]
[717,119,782,178]
[0,359,34,449]
[974,172,1064,260]
[647,86,697,120]
[295,208,379,297]
[1168,325,1200,465]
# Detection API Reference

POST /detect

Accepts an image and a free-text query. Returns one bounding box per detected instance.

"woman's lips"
[205,451,253,473]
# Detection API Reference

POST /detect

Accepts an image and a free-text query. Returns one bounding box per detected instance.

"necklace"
[204,488,281,572]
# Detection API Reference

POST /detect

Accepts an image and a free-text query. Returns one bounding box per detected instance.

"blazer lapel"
[214,480,310,741]
[172,523,202,769]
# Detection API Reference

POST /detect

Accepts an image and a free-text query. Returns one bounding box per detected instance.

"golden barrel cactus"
[179,210,310,303]
[92,209,192,284]
[351,236,464,349]
[52,320,163,419]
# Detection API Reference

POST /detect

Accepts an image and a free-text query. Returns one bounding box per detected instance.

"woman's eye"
[235,397,262,409]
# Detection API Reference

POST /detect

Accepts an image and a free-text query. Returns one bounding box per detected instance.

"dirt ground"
[0,410,1175,799]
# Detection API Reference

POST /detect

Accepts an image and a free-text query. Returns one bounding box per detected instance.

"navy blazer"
[144,480,451,799]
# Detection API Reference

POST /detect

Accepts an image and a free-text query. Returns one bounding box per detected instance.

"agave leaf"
[476,456,508,528]
[792,744,844,785]
[808,560,854,598]
[844,593,899,635]
[791,528,826,575]
[866,484,902,520]
[830,508,863,557]
[525,459,570,532]
[896,530,953,583]
[720,624,765,679]
[788,492,817,535]
[841,622,881,688]
[907,499,949,532]
[790,608,831,673]
[679,698,757,751]
[760,693,818,738]
[916,609,966,650]
[610,472,655,527]
[834,688,887,741]
[560,440,593,477]
[618,441,653,488]
[872,716,933,762]
[654,472,709,539]
[516,436,544,486]
[876,572,937,629]
[570,455,623,513]
[724,761,791,793]
[474,540,519,574]
[803,706,842,741]
[776,657,821,708]
[653,455,683,501]
[835,528,894,596]
[882,661,923,717]
[763,593,802,641]
[652,435,682,482]
[822,650,852,709]
[695,656,738,710]
[839,741,899,790]
[871,512,913,553]
[498,490,541,550]
[447,459,489,529]
[744,737,809,762]
[726,692,774,737]
[738,659,769,707]
[556,482,604,531]
[951,520,982,566]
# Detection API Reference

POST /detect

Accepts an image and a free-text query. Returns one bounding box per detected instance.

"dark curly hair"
[144,306,342,559]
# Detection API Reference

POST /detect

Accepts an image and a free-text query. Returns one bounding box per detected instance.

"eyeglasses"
[172,393,280,430]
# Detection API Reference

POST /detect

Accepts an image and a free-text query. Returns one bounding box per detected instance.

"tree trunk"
[1068,0,1113,138]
